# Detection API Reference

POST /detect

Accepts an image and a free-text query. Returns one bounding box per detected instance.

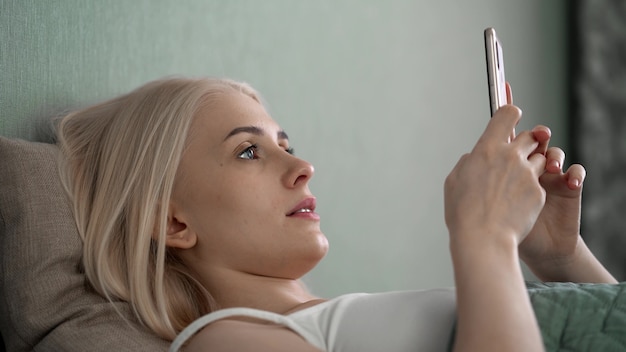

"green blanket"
[447,282,626,351]
[527,281,626,351]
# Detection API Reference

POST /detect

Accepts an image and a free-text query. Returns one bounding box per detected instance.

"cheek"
[187,181,278,237]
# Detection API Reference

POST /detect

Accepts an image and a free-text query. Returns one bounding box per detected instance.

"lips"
[287,197,317,216]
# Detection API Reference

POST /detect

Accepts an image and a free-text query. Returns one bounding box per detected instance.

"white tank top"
[169,288,457,352]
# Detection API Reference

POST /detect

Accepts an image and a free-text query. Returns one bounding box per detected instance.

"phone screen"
[484,28,507,116]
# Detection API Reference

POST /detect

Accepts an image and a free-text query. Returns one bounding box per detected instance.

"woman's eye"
[285,147,295,155]
[237,145,258,160]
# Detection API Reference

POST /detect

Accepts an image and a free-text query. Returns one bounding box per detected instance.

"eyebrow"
[223,126,289,141]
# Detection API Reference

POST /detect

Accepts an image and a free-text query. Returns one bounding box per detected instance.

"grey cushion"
[0,137,169,351]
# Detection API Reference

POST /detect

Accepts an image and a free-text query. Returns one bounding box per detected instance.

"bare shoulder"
[184,319,323,352]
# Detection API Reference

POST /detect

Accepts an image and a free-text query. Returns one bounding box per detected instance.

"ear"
[164,211,197,250]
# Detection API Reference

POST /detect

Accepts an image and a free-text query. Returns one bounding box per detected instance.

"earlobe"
[165,216,197,249]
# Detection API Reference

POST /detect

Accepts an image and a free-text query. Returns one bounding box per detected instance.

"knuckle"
[531,182,546,202]
[499,104,523,120]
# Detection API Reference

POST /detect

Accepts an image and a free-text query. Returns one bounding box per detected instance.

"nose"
[283,156,315,188]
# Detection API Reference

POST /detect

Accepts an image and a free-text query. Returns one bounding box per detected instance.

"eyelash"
[237,144,295,160]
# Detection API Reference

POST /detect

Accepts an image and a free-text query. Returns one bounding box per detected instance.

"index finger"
[506,82,513,104]
[477,104,522,146]
[506,83,515,141]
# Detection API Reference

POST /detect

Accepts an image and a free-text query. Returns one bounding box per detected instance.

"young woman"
[56,77,617,351]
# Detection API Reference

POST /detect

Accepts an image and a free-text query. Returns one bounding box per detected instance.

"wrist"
[449,228,519,259]
[524,236,617,283]
[449,229,521,280]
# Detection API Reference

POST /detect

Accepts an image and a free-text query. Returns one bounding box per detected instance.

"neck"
[201,267,323,314]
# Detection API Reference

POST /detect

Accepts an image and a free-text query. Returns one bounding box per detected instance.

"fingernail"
[572,179,580,187]
[550,160,560,169]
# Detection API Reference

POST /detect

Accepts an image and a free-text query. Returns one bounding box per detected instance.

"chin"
[286,238,329,279]
[305,235,330,271]
[312,232,330,259]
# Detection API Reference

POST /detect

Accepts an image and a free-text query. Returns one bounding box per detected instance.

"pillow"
[0,137,169,351]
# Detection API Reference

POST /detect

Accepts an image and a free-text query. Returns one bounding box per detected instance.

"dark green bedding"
[527,281,626,351]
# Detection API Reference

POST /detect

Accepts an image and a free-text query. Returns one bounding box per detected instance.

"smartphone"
[484,27,507,116]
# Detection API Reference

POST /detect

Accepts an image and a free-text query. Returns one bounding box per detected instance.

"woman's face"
[169,91,328,280]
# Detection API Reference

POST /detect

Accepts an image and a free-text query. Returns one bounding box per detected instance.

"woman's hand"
[518,148,584,273]
[519,148,617,283]
[444,105,548,250]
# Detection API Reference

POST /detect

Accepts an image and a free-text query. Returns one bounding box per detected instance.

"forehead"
[192,91,280,137]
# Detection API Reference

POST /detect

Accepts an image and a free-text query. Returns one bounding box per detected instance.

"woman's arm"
[450,237,543,352]
[444,105,547,351]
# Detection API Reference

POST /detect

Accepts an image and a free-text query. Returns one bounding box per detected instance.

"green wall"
[1,1,567,297]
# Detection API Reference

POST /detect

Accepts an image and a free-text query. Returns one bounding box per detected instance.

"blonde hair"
[56,77,261,340]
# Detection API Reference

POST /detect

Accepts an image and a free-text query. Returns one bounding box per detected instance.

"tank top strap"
[169,307,321,352]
